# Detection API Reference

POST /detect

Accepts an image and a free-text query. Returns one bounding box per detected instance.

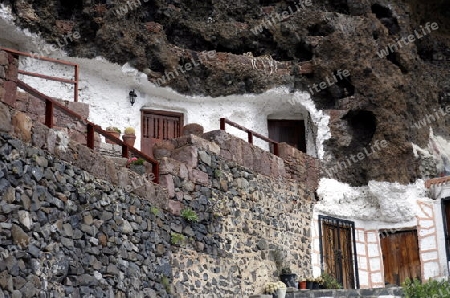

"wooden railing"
[15,80,159,183]
[220,118,279,156]
[1,47,79,102]
[0,47,159,183]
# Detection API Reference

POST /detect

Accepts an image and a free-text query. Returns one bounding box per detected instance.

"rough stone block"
[0,51,8,65]
[168,199,183,216]
[12,112,32,143]
[0,102,12,133]
[171,145,198,168]
[159,174,175,198]
[67,101,90,119]
[3,81,17,107]
[0,66,4,79]
[28,95,45,115]
[5,62,18,81]
[190,169,209,185]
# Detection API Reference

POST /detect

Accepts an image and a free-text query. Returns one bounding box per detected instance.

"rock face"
[6,0,450,186]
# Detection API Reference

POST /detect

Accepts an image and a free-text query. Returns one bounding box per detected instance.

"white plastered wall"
[0,3,330,159]
[312,179,448,288]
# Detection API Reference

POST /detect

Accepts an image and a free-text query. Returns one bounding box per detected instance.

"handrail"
[220,118,279,156]
[15,79,159,183]
[1,47,79,102]
[425,176,450,189]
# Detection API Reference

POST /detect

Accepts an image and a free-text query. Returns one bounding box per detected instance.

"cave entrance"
[141,109,184,158]
[268,119,306,153]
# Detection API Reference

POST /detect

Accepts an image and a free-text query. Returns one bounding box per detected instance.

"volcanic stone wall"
[159,133,316,297]
[0,132,174,298]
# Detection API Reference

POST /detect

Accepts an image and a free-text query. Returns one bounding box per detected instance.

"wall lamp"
[129,89,137,106]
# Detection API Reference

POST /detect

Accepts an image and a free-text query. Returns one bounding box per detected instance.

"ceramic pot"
[280,273,297,288]
[299,281,307,289]
[105,131,120,144]
[276,288,286,298]
[122,134,136,147]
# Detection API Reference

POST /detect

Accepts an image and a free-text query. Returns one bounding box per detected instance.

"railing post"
[87,124,94,149]
[274,142,279,156]
[153,163,159,184]
[220,118,226,130]
[74,65,79,102]
[247,131,253,144]
[122,145,129,159]
[45,99,54,128]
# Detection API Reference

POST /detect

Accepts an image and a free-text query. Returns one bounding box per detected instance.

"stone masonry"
[0,48,319,297]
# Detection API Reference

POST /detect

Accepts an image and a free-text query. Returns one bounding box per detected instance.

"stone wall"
[1,48,317,297]
[203,130,319,195]
[158,134,315,296]
[0,133,174,298]
[0,124,316,297]
[14,90,96,147]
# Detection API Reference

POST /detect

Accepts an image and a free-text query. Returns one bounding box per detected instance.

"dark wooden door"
[268,120,306,153]
[141,110,183,157]
[321,219,356,289]
[380,230,421,286]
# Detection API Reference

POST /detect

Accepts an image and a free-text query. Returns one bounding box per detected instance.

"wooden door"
[141,110,183,157]
[268,120,306,153]
[380,230,421,286]
[320,216,357,289]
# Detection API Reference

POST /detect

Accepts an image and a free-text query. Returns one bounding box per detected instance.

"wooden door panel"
[321,219,356,289]
[141,110,183,157]
[268,120,306,153]
[380,230,421,286]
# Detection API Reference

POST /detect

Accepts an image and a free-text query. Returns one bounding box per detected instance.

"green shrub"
[322,272,343,289]
[150,206,159,216]
[161,275,171,293]
[402,278,450,298]
[132,158,145,165]
[181,208,199,222]
[171,232,185,245]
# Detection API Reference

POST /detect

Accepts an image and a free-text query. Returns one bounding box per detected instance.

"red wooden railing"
[1,48,159,183]
[220,118,279,156]
[1,47,79,102]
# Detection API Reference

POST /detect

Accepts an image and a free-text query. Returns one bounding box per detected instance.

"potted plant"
[264,281,286,298]
[279,268,298,289]
[152,140,175,159]
[126,157,146,175]
[315,276,324,289]
[305,277,314,289]
[321,273,342,289]
[299,279,307,290]
[105,126,121,144]
[122,127,136,147]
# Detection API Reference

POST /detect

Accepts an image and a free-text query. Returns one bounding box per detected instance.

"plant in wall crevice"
[181,208,199,222]
[171,232,185,245]
[150,206,160,216]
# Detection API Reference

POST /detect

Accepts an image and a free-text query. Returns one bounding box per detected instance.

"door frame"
[318,215,360,289]
[441,197,450,269]
[140,109,184,155]
[267,119,306,153]
[379,228,421,286]
[141,109,184,139]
